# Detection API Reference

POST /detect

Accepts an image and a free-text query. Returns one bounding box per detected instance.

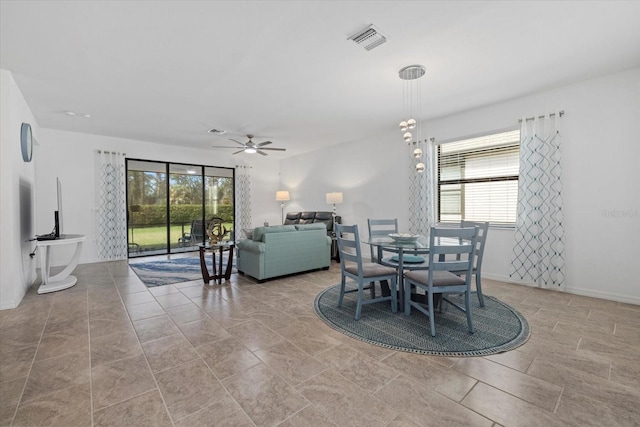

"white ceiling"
[2,1,640,159]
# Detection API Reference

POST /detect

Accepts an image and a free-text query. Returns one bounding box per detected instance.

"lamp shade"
[326,192,343,205]
[275,190,290,201]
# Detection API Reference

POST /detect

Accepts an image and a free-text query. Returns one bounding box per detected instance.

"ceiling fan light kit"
[211,134,286,156]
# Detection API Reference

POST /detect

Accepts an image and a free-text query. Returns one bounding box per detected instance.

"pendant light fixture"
[398,65,426,172]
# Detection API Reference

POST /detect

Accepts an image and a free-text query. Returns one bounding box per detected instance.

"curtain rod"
[519,110,564,123]
[97,150,126,155]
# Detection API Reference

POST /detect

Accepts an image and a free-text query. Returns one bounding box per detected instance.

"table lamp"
[275,190,290,225]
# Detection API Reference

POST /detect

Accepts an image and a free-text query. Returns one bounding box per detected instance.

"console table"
[199,241,235,285]
[36,234,85,294]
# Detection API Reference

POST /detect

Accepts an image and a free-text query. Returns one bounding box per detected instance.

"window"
[437,129,520,225]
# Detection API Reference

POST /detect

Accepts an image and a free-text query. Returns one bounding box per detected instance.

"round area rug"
[314,284,530,357]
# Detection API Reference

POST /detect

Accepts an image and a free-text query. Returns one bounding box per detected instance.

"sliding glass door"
[127,160,168,256]
[170,164,204,253]
[126,160,234,258]
[205,166,235,240]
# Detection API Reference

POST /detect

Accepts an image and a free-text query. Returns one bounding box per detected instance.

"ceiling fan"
[211,134,286,156]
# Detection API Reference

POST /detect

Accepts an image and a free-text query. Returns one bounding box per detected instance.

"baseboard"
[562,287,640,306]
[482,273,640,305]
[482,273,531,285]
[0,301,19,310]
[0,277,37,311]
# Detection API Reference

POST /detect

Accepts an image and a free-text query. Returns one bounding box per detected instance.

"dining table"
[364,234,462,309]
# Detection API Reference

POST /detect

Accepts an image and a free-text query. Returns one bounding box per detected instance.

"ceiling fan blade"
[259,147,286,151]
[211,145,237,149]
[257,150,268,156]
[232,149,245,155]
[258,141,273,147]
[229,138,246,146]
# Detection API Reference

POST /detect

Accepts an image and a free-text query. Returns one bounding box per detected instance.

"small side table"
[36,234,86,294]
[199,241,235,285]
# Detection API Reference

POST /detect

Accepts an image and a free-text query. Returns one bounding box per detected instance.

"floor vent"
[348,25,387,51]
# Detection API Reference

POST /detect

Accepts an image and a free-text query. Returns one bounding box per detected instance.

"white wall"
[279,68,640,304]
[0,70,39,309]
[35,129,281,266]
[281,132,409,223]
[247,162,289,227]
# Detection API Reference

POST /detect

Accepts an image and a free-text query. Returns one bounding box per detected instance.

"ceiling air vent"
[348,24,387,51]
[208,128,226,135]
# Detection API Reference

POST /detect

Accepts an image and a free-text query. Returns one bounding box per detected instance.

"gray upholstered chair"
[404,226,478,337]
[335,224,398,320]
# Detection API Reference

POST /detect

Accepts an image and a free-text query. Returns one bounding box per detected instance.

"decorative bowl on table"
[388,233,420,243]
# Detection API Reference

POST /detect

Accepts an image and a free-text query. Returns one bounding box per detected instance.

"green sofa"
[236,223,331,282]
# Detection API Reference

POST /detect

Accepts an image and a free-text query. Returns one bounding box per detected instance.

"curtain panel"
[96,151,128,260]
[408,138,435,237]
[235,165,252,240]
[510,114,565,289]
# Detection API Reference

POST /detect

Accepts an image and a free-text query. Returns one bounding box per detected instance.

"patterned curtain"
[408,138,435,237]
[235,165,252,240]
[96,151,128,260]
[510,114,565,289]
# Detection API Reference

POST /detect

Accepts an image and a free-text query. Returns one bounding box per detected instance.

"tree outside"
[127,167,234,254]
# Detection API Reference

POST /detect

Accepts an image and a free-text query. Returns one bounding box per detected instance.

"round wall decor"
[20,122,33,162]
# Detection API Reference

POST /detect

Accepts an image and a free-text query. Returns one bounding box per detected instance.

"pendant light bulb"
[407,118,417,129]
[413,148,422,158]
[403,132,412,142]
[399,121,408,132]
[416,162,425,172]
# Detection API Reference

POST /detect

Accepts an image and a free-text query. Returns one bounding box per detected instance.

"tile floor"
[1,258,639,426]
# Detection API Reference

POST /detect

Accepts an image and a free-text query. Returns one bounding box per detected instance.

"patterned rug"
[314,284,530,357]
[130,257,227,287]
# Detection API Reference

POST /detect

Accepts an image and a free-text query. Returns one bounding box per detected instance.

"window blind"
[437,129,520,225]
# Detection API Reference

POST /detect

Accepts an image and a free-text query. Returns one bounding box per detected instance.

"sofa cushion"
[295,223,327,232]
[313,212,333,221]
[283,211,340,232]
[252,225,297,242]
[284,212,301,224]
[243,228,254,239]
[312,212,333,230]
[299,211,316,224]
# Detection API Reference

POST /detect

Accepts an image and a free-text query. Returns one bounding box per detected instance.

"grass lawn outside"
[129,223,234,251]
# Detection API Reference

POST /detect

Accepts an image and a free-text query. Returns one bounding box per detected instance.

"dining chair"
[367,218,427,269]
[335,223,398,320]
[435,220,489,311]
[459,220,489,307]
[403,226,478,337]
[367,218,399,264]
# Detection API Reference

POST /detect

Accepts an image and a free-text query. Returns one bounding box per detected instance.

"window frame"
[435,127,520,227]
